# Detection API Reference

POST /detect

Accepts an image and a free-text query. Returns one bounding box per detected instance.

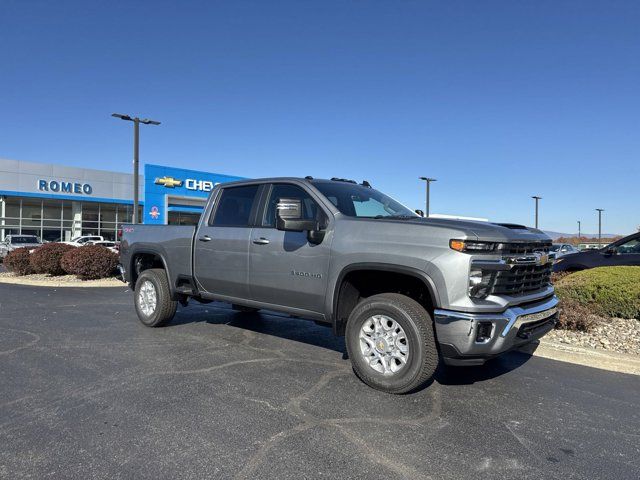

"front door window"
[616,238,640,254]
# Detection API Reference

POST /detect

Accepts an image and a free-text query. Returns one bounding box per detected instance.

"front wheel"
[345,293,439,394]
[134,269,177,327]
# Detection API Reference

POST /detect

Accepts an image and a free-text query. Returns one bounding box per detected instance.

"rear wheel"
[134,269,177,327]
[345,293,438,394]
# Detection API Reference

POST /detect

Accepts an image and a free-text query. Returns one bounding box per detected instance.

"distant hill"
[543,231,621,241]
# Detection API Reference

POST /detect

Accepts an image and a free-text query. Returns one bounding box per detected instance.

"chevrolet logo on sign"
[154,176,183,188]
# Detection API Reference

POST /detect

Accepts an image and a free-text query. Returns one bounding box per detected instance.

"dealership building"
[0,158,243,242]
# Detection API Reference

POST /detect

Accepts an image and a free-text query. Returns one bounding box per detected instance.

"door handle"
[199,235,212,242]
[252,237,270,245]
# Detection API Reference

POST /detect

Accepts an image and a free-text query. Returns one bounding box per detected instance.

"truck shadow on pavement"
[435,350,534,386]
[167,301,535,388]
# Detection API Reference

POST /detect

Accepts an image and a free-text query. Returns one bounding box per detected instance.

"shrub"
[4,247,34,275]
[555,298,603,332]
[29,243,75,276]
[550,271,571,285]
[61,245,119,280]
[554,266,640,319]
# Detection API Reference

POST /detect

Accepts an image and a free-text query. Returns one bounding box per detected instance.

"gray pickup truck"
[120,177,558,393]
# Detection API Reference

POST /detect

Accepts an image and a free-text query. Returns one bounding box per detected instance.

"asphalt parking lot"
[1,283,639,480]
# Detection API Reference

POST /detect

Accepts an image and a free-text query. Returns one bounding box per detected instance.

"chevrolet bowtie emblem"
[154,176,183,188]
[537,253,549,266]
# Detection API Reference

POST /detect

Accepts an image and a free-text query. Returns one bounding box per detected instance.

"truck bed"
[120,224,197,290]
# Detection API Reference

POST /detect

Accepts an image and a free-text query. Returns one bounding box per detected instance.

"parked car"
[63,235,104,247]
[86,240,119,253]
[0,235,43,259]
[553,232,640,272]
[120,177,558,394]
[550,243,579,259]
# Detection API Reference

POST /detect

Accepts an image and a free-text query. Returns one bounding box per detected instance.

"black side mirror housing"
[415,209,425,218]
[604,247,617,256]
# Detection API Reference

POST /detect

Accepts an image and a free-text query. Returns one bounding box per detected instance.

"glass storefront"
[167,211,201,226]
[0,196,141,242]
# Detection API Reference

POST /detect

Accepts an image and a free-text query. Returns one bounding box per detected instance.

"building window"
[2,198,20,229]
[41,200,61,242]
[20,199,42,237]
[168,211,201,225]
[96,204,115,240]
[1,197,20,237]
[0,197,136,242]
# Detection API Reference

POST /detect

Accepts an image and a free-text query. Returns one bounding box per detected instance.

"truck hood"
[370,217,551,243]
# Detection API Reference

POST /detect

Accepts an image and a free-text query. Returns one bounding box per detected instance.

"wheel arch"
[129,248,171,289]
[331,263,440,336]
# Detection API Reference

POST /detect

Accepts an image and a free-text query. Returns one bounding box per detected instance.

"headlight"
[450,239,497,253]
[468,268,495,298]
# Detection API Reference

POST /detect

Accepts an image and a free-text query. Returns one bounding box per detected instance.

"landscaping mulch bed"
[548,318,640,355]
[0,271,123,287]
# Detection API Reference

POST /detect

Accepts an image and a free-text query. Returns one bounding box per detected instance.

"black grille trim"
[516,314,558,339]
[497,241,552,255]
[489,263,553,296]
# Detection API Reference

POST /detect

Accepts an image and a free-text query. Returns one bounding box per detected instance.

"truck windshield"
[10,236,39,244]
[312,181,418,218]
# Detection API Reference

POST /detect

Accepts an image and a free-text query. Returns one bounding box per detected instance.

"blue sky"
[1,0,638,234]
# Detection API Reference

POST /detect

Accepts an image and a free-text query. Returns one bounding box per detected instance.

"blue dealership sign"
[143,164,244,224]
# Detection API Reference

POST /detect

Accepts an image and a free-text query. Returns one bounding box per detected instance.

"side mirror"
[604,247,617,256]
[415,209,425,218]
[276,198,318,233]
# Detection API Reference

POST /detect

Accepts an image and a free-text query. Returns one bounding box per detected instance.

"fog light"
[476,321,493,343]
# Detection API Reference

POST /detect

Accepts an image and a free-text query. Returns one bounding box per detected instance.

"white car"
[63,235,104,247]
[0,235,43,259]
[550,243,580,259]
[85,240,119,253]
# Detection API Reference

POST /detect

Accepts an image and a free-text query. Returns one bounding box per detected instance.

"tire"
[134,268,177,327]
[345,293,439,394]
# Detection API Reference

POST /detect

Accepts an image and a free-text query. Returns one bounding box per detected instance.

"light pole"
[419,177,437,218]
[112,113,161,224]
[531,196,542,229]
[596,209,604,246]
[577,220,581,240]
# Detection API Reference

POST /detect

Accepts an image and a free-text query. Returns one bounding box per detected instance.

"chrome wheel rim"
[359,314,409,375]
[138,280,157,317]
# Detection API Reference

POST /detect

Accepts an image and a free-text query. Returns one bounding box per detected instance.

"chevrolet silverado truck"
[119,177,558,394]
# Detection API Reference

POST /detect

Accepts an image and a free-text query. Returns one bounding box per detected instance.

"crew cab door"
[248,183,332,313]
[193,184,261,298]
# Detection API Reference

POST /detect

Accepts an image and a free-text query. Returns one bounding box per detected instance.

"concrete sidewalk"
[523,339,640,376]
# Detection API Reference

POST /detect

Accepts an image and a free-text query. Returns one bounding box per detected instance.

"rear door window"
[210,185,260,227]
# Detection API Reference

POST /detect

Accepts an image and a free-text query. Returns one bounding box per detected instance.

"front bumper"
[434,295,558,366]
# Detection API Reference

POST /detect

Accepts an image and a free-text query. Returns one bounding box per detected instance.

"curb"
[0,276,125,288]
[520,339,640,376]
